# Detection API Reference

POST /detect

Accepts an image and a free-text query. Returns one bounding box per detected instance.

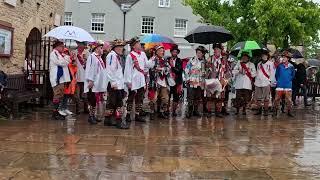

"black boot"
[75,103,80,115]
[83,102,89,114]
[52,111,65,120]
[186,104,193,118]
[221,107,230,116]
[215,112,224,118]
[242,107,247,115]
[116,119,130,129]
[287,111,294,117]
[104,116,116,126]
[254,108,262,115]
[235,108,239,115]
[273,108,278,116]
[150,112,156,120]
[158,112,168,119]
[193,104,201,117]
[263,108,269,116]
[88,116,97,125]
[135,114,146,122]
[125,114,131,122]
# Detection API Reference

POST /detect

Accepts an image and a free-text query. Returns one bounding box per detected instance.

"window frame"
[91,13,105,33]
[159,0,170,8]
[174,18,188,37]
[141,16,155,35]
[64,12,73,26]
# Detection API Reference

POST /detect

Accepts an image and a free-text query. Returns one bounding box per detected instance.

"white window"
[64,12,73,26]
[141,16,155,35]
[91,13,105,32]
[78,0,91,2]
[159,0,170,7]
[174,19,187,37]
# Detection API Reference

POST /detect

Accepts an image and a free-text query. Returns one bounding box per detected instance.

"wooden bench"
[5,74,42,117]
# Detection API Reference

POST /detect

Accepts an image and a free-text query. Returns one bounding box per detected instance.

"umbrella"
[230,41,269,57]
[307,59,320,67]
[281,48,304,59]
[44,26,95,42]
[140,34,176,50]
[307,66,318,71]
[185,25,233,44]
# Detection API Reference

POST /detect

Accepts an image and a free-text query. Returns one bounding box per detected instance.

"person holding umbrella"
[49,40,71,120]
[273,51,295,117]
[104,39,129,129]
[204,43,225,117]
[185,46,208,118]
[291,60,310,107]
[84,41,108,125]
[254,51,275,116]
[232,50,257,115]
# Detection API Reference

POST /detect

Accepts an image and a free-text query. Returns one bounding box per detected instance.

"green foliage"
[183,0,320,49]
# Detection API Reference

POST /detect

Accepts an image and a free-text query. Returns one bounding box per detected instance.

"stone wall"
[0,0,64,74]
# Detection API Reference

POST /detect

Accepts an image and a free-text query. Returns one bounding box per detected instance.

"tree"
[183,0,320,49]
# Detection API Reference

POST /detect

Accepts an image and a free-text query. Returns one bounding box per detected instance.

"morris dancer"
[104,39,129,129]
[84,41,108,125]
[205,43,228,118]
[124,37,150,123]
[148,45,174,119]
[73,41,90,114]
[49,40,71,120]
[168,46,183,117]
[232,50,256,115]
[185,46,207,118]
[254,51,274,116]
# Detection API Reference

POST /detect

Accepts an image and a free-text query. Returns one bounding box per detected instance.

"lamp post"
[121,4,131,40]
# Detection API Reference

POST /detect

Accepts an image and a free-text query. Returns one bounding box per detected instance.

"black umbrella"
[307,59,320,67]
[281,48,304,59]
[184,25,234,44]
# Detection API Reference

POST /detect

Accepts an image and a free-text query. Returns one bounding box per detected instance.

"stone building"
[0,0,65,74]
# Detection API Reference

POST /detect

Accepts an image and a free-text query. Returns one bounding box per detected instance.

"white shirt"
[49,49,71,87]
[84,52,108,93]
[232,61,256,90]
[255,60,275,87]
[106,50,125,90]
[124,51,153,91]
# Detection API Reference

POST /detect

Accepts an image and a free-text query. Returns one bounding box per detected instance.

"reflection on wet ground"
[0,105,320,180]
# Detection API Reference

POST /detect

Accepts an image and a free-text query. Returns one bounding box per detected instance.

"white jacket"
[49,49,71,87]
[124,51,153,91]
[84,52,108,93]
[232,61,256,90]
[106,51,125,90]
[255,60,275,87]
[74,49,89,83]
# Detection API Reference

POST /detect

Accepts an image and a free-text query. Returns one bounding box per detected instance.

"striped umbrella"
[140,34,176,50]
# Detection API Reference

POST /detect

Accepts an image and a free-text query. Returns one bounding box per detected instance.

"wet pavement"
[0,104,320,180]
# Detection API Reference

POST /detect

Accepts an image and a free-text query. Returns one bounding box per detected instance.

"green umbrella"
[230,40,269,57]
[237,49,253,58]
